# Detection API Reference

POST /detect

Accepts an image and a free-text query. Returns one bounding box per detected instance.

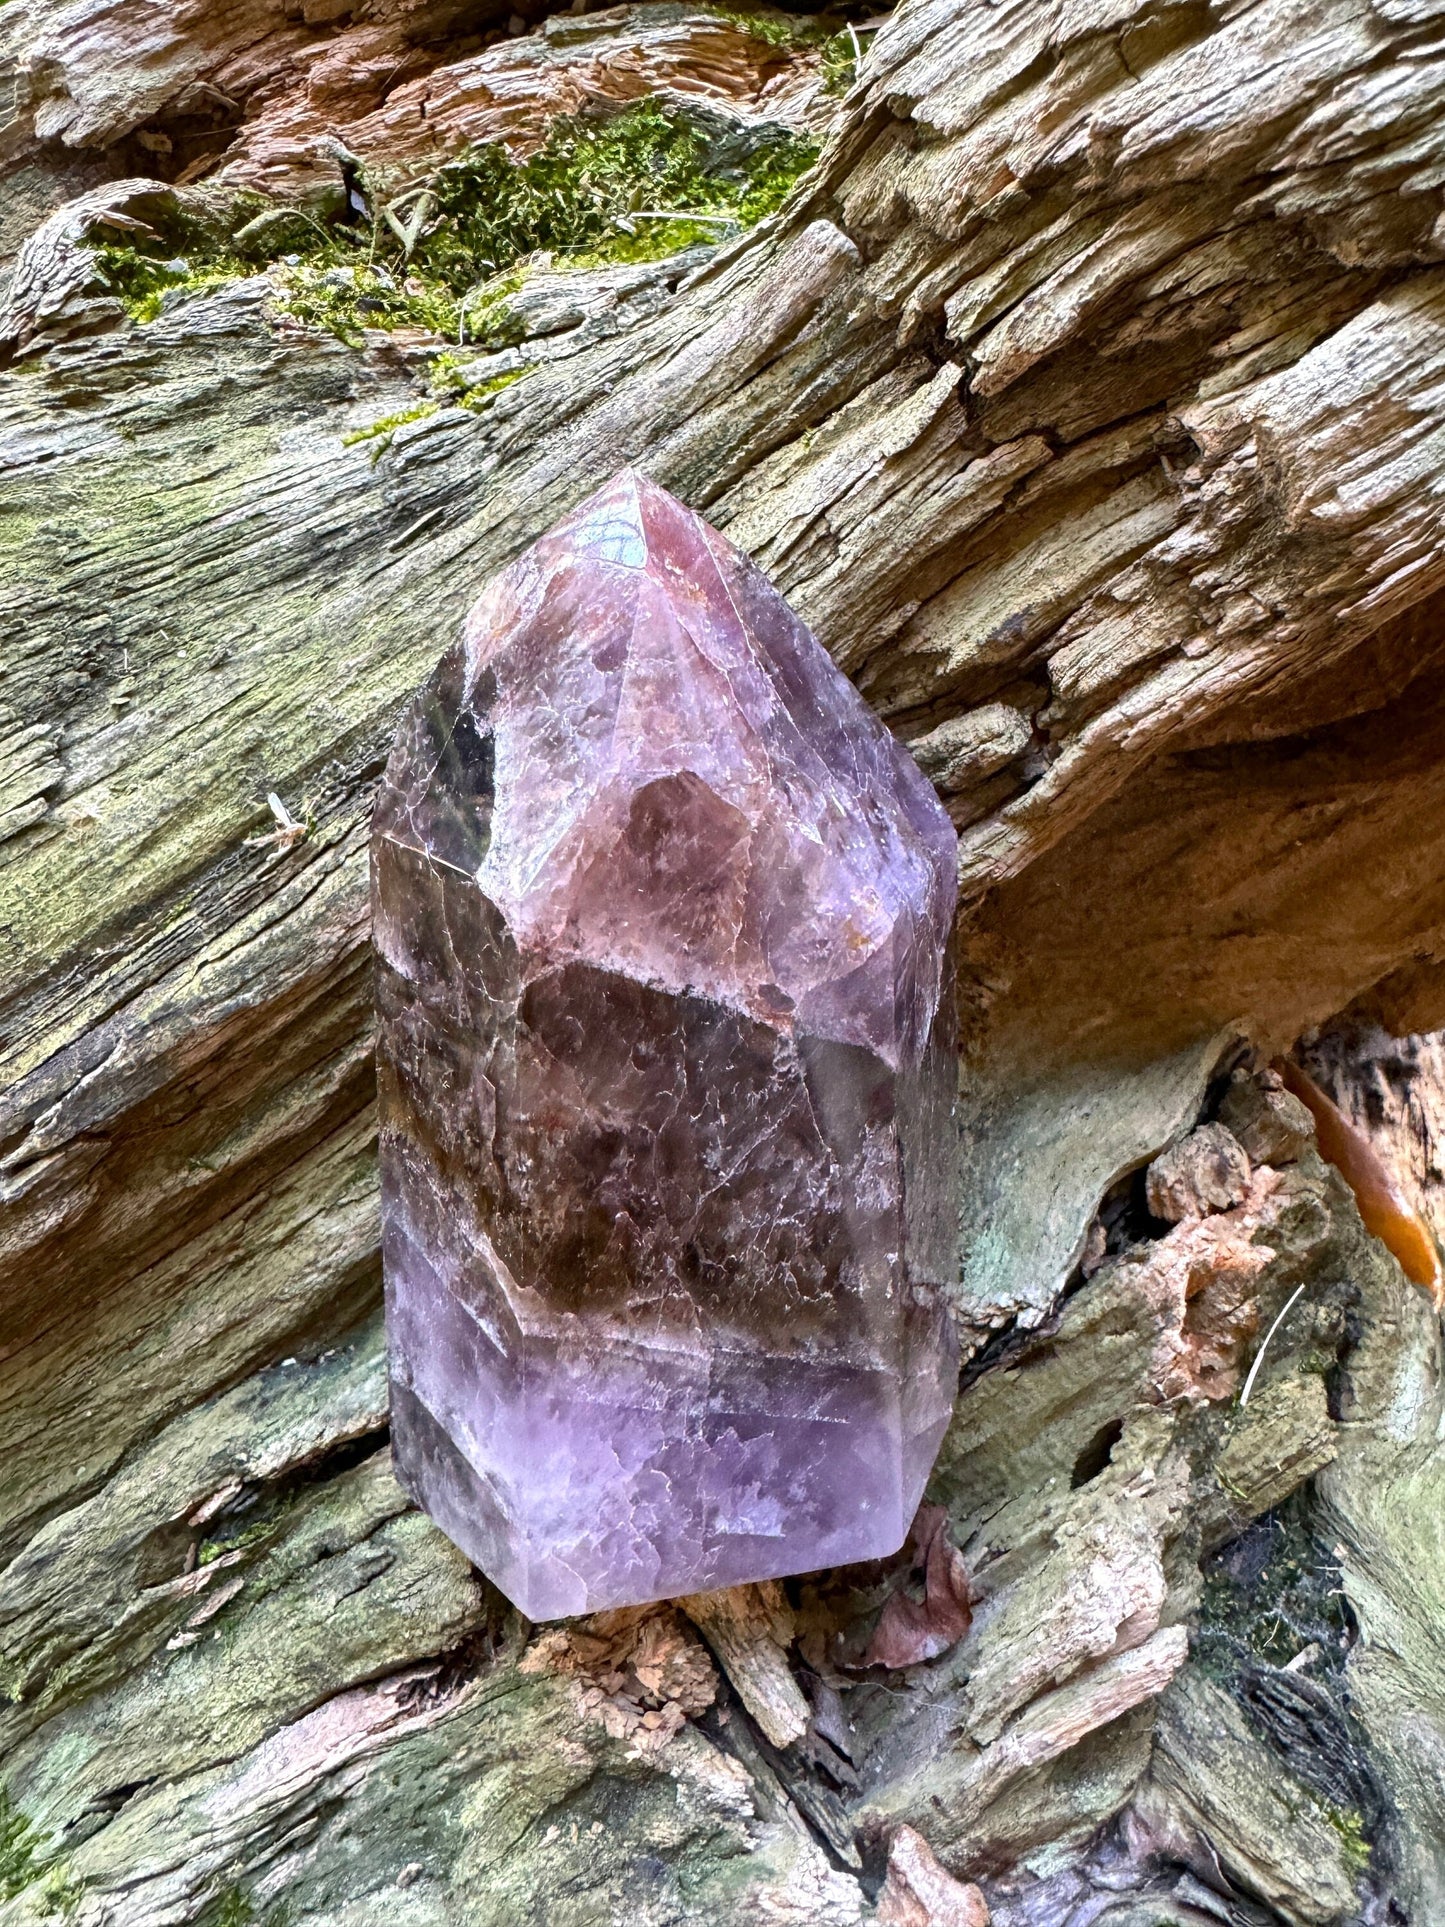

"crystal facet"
[373,470,960,1619]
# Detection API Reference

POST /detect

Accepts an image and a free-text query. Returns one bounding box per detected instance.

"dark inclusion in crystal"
[372,470,960,1619]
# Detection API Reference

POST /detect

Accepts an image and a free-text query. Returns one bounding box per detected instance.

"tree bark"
[4,0,1445,1921]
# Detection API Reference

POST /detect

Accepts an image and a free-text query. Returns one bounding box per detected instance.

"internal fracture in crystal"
[373,469,960,1619]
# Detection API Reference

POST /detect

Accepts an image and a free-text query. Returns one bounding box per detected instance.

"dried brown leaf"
[865,1508,971,1670]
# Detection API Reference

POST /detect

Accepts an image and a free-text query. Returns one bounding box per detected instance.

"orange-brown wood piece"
[1277,1059,1444,1310]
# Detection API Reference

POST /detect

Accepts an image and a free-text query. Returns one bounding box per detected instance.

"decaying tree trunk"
[4,0,1445,1920]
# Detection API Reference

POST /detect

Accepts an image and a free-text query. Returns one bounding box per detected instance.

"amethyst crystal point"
[372,469,960,1619]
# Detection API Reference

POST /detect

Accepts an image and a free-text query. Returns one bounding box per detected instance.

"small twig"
[1239,1282,1306,1407]
[622,209,738,226]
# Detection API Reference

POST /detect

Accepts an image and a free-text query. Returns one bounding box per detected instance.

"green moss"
[341,401,440,460]
[88,98,818,351]
[428,352,537,410]
[200,1886,291,1927]
[198,1515,276,1566]
[0,1788,80,1915]
[1324,1804,1372,1879]
[427,350,473,388]
[459,368,535,411]
[92,244,253,323]
[455,267,528,350]
[207,1887,255,1927]
[403,97,818,335]
[196,1481,305,1570]
[36,1869,81,1918]
[271,261,456,346]
[714,6,832,49]
[427,349,470,390]
[557,216,728,269]
[90,193,341,323]
[0,1788,39,1901]
[274,99,817,345]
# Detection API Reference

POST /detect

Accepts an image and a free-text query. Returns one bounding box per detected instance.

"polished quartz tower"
[373,470,960,1619]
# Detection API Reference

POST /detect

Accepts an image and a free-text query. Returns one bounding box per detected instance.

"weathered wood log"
[4,0,1445,1919]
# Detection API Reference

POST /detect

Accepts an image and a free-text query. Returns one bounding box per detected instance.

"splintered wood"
[680,1581,810,1750]
[520,1605,718,1757]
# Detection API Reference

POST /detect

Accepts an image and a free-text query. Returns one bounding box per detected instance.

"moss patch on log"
[1325,1803,1374,1879]
[430,359,537,410]
[0,1787,80,1915]
[92,245,256,324]
[341,401,441,460]
[414,99,816,277]
[90,100,819,346]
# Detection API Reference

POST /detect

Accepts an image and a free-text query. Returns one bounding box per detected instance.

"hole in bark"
[1071,1417,1124,1488]
[198,1420,390,1545]
[106,95,247,185]
[1097,1163,1170,1256]
[76,1777,155,1822]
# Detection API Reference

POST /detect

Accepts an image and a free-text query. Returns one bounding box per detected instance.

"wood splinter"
[680,1581,810,1750]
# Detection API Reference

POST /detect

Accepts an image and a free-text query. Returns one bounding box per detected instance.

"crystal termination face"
[373,470,960,1620]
